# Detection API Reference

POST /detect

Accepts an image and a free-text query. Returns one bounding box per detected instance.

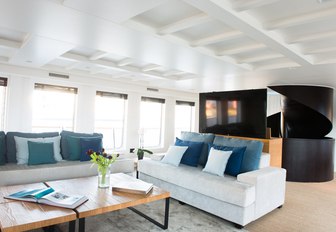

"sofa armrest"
[237,167,286,220]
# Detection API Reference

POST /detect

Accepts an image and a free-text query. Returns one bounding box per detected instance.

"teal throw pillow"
[66,136,81,161]
[60,130,103,160]
[0,132,6,165]
[175,137,203,167]
[79,137,103,162]
[208,144,246,177]
[28,141,56,165]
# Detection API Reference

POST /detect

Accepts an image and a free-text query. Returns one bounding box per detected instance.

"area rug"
[55,199,244,232]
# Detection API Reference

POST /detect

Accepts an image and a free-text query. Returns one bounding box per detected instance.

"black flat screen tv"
[199,89,267,138]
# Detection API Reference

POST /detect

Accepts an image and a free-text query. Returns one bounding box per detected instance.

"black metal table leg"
[78,218,85,232]
[68,220,76,232]
[128,197,170,229]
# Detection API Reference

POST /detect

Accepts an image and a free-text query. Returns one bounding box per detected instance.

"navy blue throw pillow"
[175,137,203,167]
[208,144,246,177]
[79,137,103,162]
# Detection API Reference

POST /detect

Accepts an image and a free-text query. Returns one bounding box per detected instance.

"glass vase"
[98,165,111,188]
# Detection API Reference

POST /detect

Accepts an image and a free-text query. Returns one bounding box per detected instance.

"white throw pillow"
[161,145,188,166]
[202,148,232,176]
[14,136,44,164]
[43,136,63,161]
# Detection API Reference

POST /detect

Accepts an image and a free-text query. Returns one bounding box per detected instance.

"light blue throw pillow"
[28,141,56,165]
[208,144,246,177]
[202,148,232,176]
[213,136,263,173]
[180,131,215,166]
[161,145,188,166]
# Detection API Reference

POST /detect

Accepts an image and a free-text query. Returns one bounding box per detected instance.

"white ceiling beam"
[142,64,161,72]
[117,58,133,67]
[232,0,281,12]
[20,33,32,49]
[264,7,336,30]
[191,30,243,47]
[157,13,210,35]
[65,62,80,70]
[183,0,313,65]
[304,46,336,55]
[60,52,172,81]
[89,51,109,60]
[217,43,266,56]
[0,38,21,49]
[287,31,336,44]
[254,61,300,70]
[163,70,185,77]
[237,53,283,63]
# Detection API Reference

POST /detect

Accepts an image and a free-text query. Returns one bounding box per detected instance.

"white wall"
[1,65,198,155]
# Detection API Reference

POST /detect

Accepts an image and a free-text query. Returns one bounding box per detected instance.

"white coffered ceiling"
[0,0,336,92]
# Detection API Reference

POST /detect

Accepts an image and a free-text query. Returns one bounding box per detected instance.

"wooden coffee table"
[0,183,76,232]
[46,173,170,232]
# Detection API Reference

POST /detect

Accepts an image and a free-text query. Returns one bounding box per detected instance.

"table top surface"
[46,173,170,218]
[0,182,76,232]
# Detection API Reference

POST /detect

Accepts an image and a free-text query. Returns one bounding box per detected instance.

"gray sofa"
[0,131,134,186]
[138,132,286,228]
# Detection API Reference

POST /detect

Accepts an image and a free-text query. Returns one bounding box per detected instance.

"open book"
[5,187,88,209]
[112,178,153,195]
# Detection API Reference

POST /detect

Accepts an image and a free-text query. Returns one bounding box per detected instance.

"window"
[175,101,195,137]
[32,83,77,132]
[0,77,7,130]
[140,97,165,148]
[95,91,127,150]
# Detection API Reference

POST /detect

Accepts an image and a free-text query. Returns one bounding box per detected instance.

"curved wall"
[269,85,334,182]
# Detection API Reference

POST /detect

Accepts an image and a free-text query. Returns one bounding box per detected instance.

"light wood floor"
[246,176,336,232]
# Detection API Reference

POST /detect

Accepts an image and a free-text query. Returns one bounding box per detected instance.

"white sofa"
[138,153,286,228]
[0,157,135,186]
[0,130,135,186]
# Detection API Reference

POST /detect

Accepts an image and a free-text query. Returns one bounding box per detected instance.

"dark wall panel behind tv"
[199,89,267,139]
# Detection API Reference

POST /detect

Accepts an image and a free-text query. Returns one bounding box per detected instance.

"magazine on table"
[5,187,88,209]
[112,178,153,195]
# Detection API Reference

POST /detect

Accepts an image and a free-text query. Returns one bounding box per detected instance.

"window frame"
[140,96,166,148]
[175,100,195,137]
[32,83,78,132]
[94,91,128,150]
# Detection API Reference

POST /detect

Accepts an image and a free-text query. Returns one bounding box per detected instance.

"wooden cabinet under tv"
[224,135,283,168]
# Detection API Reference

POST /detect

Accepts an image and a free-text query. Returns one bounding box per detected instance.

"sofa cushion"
[209,144,247,177]
[6,132,59,163]
[79,137,103,161]
[28,141,56,165]
[202,148,232,176]
[213,136,263,173]
[0,131,6,165]
[43,136,63,161]
[161,145,188,166]
[60,130,103,160]
[180,131,215,166]
[138,159,255,207]
[14,136,44,164]
[175,138,203,167]
[0,157,135,186]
